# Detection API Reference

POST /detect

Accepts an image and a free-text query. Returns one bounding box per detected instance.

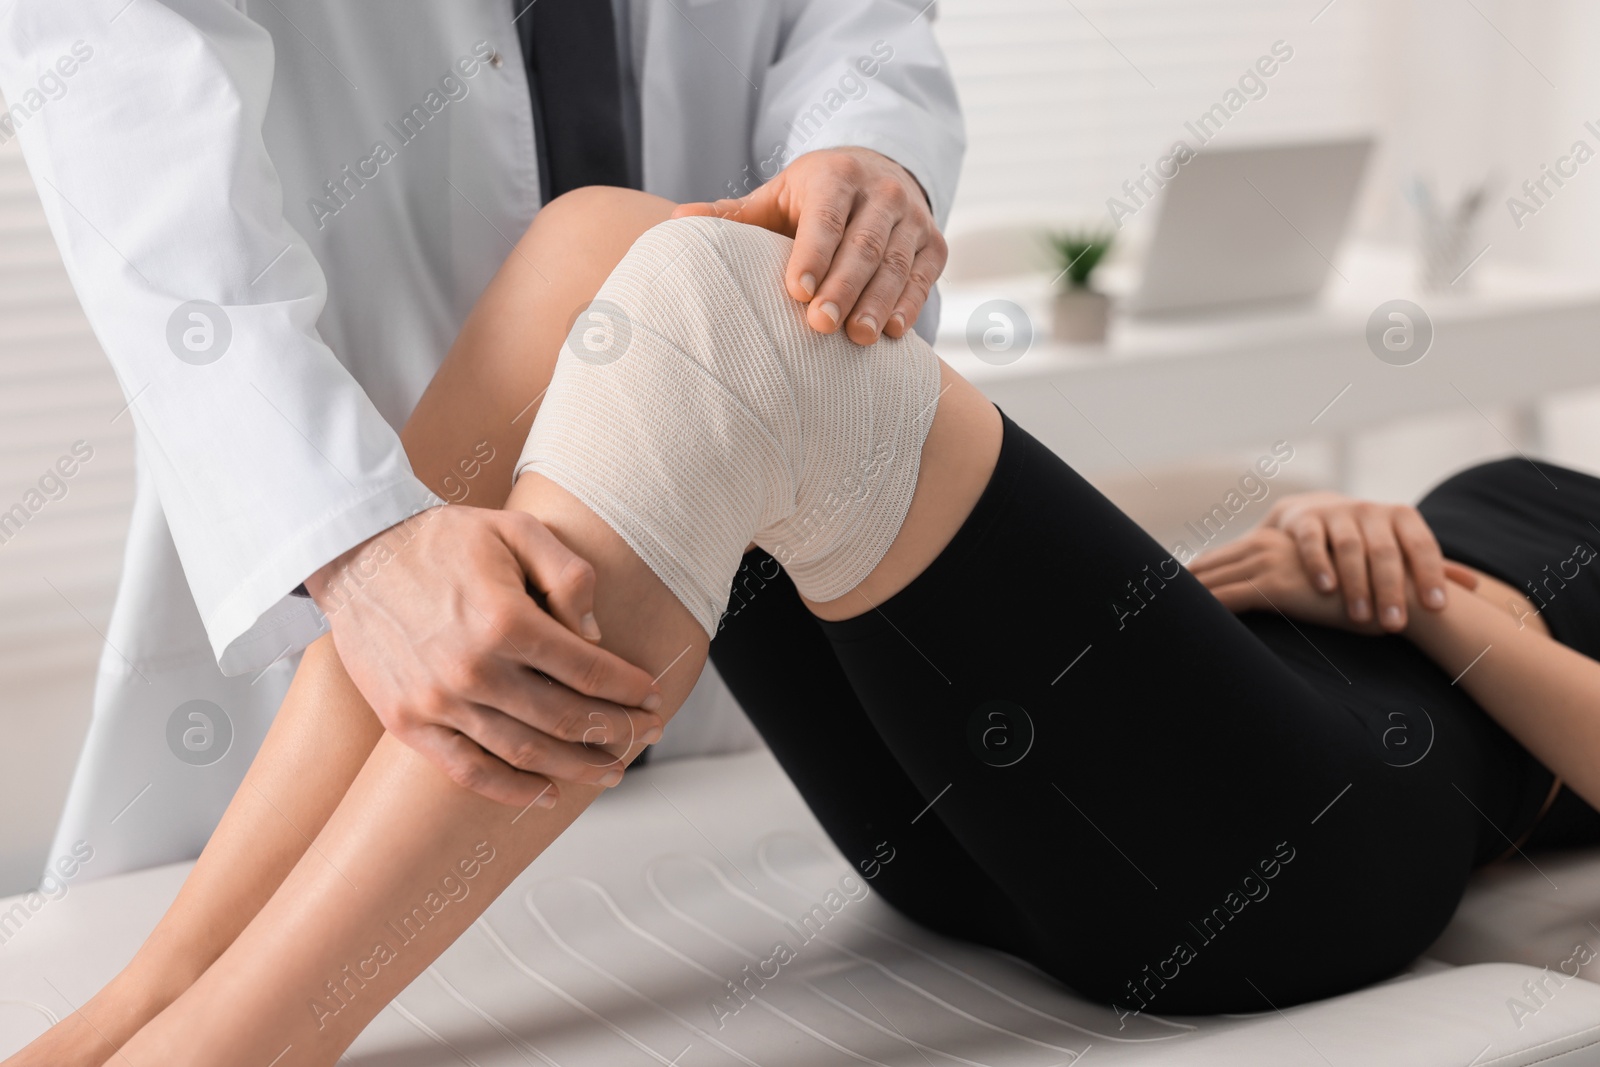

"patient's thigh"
[402,188,677,508]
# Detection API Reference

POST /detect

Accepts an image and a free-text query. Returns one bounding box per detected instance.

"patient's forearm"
[1403,581,1600,810]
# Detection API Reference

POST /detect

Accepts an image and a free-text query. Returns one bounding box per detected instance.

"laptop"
[1127,136,1374,317]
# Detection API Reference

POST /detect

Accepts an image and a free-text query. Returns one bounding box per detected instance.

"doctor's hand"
[304,505,666,808]
[673,146,944,346]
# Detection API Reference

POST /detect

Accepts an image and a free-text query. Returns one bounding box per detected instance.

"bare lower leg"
[2,189,680,1067]
[1,643,383,1067]
[120,473,710,1066]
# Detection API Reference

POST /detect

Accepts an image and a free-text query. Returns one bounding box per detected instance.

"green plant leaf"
[1045,228,1116,289]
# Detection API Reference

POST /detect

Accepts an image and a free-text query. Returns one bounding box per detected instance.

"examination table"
[4,746,1600,1065]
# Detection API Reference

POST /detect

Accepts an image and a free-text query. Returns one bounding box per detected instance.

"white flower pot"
[1052,288,1111,345]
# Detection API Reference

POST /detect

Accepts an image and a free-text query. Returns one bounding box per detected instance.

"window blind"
[0,123,136,894]
[931,0,1379,224]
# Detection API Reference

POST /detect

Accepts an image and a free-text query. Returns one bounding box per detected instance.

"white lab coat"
[0,0,962,883]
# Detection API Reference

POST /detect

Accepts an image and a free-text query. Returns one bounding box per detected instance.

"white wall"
[931,0,1600,499]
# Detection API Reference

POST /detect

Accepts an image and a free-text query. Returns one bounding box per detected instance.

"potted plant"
[1046,228,1115,344]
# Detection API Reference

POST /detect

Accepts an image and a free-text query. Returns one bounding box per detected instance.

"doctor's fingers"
[468,663,657,762]
[402,722,560,808]
[493,510,663,708]
[882,242,946,340]
[848,224,930,345]
[442,696,642,790]
[495,508,603,640]
[805,199,922,344]
[484,598,672,723]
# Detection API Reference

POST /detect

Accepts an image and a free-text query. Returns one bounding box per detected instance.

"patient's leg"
[110,202,999,1066]
[0,643,385,1067]
[2,189,680,1067]
[120,475,710,1065]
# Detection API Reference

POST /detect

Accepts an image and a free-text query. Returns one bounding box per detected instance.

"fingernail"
[642,692,663,712]
[1382,605,1403,627]
[857,315,878,339]
[1316,572,1335,591]
[815,301,840,328]
[1352,597,1370,620]
[889,312,907,334]
[1426,587,1446,608]
[580,612,601,641]
[642,724,663,745]
[536,789,558,809]
[799,272,817,299]
[601,768,624,787]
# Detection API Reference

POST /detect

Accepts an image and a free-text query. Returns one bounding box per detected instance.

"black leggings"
[706,406,1600,1017]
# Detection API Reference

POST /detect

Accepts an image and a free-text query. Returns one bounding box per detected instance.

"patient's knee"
[542,185,673,223]
[518,186,677,274]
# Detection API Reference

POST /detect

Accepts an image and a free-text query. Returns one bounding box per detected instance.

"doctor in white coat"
[0,0,964,883]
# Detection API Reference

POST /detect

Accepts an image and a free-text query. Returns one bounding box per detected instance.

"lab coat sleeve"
[0,2,442,675]
[757,0,965,228]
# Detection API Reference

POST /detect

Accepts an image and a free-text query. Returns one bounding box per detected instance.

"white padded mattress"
[3,747,1600,1065]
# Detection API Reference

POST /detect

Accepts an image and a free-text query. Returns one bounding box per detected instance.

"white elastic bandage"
[514,216,942,637]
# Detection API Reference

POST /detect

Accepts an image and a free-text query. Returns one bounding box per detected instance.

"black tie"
[515,0,634,201]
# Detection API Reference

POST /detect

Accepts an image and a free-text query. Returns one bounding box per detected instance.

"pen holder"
[1418,212,1479,293]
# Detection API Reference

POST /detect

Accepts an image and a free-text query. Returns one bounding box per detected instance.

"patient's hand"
[1260,491,1451,632]
[672,146,944,346]
[1192,526,1396,635]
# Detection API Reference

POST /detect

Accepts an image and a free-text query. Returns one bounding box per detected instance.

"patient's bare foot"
[4,971,182,1067]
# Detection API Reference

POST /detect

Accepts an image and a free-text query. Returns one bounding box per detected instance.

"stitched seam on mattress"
[1491,1027,1600,1067]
